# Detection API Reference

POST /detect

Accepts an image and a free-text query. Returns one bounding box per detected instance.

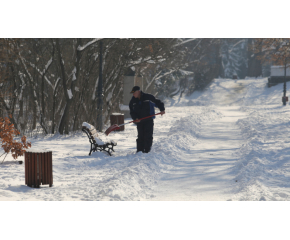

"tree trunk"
[247,38,262,77]
[0,95,18,131]
[51,94,56,134]
[57,38,82,134]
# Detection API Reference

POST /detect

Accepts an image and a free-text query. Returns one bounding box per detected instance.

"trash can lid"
[111,113,124,115]
[26,147,51,153]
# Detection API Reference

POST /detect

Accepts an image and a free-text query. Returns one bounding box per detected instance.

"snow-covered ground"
[2,77,290,201]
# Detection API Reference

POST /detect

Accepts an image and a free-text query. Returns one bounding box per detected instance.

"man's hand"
[160,111,165,116]
[135,118,141,123]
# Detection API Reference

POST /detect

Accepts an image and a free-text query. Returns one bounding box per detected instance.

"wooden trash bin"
[110,113,125,131]
[25,151,53,188]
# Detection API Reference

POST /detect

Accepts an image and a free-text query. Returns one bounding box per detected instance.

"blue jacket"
[129,91,165,122]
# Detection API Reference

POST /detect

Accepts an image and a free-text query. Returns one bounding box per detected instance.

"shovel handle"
[119,112,162,127]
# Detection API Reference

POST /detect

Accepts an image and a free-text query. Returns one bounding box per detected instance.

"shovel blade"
[105,124,120,135]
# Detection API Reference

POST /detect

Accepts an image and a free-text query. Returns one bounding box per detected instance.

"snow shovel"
[105,112,162,136]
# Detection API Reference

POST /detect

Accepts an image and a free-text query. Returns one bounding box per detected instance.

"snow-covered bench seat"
[82,122,117,156]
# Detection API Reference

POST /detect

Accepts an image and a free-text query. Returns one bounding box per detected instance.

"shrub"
[0,116,31,161]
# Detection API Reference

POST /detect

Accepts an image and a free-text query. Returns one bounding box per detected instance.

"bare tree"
[0,38,193,135]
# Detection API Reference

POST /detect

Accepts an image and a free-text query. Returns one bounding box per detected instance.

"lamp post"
[282,43,289,106]
[97,40,103,131]
[283,59,287,105]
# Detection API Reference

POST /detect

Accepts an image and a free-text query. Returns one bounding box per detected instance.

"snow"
[77,38,103,51]
[94,137,105,145]
[173,38,197,47]
[106,90,112,102]
[45,58,52,70]
[26,147,50,153]
[72,67,76,81]
[119,104,129,110]
[111,113,123,115]
[82,122,94,129]
[2,77,290,203]
[92,77,99,100]
[67,89,73,99]
[178,69,194,76]
[82,122,105,145]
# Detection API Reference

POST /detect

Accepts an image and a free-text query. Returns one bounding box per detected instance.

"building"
[120,68,155,118]
[268,65,290,87]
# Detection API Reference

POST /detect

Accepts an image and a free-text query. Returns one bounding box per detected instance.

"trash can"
[25,150,53,188]
[110,113,125,131]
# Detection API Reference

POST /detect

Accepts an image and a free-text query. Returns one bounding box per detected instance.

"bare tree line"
[1,38,276,136]
[0,38,187,135]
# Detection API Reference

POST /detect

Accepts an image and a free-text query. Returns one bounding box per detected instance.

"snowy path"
[2,78,290,201]
[152,106,247,200]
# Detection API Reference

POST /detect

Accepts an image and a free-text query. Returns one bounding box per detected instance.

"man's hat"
[130,86,140,93]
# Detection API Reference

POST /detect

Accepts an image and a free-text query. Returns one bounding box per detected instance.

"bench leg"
[102,147,112,156]
[89,143,94,156]
[99,146,112,156]
[89,144,113,156]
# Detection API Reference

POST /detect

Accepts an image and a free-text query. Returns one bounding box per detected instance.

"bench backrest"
[82,126,98,144]
[82,126,105,146]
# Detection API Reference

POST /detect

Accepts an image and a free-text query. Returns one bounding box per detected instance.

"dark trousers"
[136,120,154,153]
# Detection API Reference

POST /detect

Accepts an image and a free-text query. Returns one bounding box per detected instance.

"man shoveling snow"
[129,86,165,153]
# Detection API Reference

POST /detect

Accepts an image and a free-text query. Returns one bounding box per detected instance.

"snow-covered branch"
[18,71,26,101]
[19,53,41,113]
[27,59,54,89]
[128,56,166,66]
[178,69,194,76]
[67,89,73,99]
[174,38,197,47]
[77,38,103,51]
[145,69,177,92]
[229,39,246,53]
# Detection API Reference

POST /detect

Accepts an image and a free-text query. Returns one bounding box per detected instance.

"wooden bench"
[82,123,117,156]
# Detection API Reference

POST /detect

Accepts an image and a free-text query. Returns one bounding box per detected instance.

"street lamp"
[97,40,103,131]
[283,59,287,105]
[282,43,290,106]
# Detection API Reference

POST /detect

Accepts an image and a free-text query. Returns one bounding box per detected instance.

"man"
[129,86,165,153]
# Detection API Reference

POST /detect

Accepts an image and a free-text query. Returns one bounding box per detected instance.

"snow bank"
[2,77,290,202]
[232,107,290,201]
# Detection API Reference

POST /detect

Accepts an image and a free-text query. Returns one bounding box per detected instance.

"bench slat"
[82,124,116,156]
[90,129,98,136]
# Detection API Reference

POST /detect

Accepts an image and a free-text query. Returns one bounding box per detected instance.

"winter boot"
[136,139,144,153]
